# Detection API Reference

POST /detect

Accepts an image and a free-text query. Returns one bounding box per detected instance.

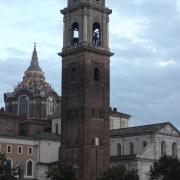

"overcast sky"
[0,0,180,128]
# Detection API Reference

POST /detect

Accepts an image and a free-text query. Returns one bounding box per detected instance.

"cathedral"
[0,0,180,180]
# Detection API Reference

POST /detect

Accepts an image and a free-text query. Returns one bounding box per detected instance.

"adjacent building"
[110,122,180,180]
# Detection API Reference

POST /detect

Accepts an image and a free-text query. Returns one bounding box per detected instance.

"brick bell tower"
[59,0,113,180]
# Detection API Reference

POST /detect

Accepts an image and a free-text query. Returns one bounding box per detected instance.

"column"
[83,8,88,42]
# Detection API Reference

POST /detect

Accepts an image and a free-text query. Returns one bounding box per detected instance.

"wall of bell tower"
[60,1,112,180]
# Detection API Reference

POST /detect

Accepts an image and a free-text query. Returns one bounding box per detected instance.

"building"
[4,44,61,136]
[0,133,60,180]
[110,107,131,130]
[0,45,61,180]
[110,122,180,180]
[1,0,180,180]
[59,0,112,180]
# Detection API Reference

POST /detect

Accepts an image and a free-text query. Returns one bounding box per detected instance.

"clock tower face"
[60,0,112,180]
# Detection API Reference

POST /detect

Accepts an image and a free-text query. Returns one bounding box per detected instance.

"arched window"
[71,67,76,81]
[18,95,29,118]
[93,22,101,46]
[55,123,59,135]
[94,68,100,81]
[143,141,147,149]
[92,107,95,117]
[130,142,134,155]
[6,159,12,168]
[172,143,177,158]
[72,22,79,46]
[117,143,121,156]
[161,141,166,156]
[27,160,33,176]
[47,97,56,116]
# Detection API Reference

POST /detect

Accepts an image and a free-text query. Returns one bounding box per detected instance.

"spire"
[28,43,41,71]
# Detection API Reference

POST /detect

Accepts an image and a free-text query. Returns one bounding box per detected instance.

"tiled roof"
[110,122,180,137]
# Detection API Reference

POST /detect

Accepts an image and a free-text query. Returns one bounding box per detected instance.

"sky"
[0,0,180,128]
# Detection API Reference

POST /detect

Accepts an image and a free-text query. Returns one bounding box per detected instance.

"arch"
[47,96,56,116]
[130,142,134,155]
[172,142,177,157]
[18,95,29,118]
[94,68,100,81]
[26,160,33,176]
[161,141,166,156]
[93,22,101,46]
[6,158,13,168]
[117,143,121,156]
[72,22,79,46]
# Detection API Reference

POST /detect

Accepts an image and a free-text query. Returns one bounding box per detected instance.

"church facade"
[110,122,180,180]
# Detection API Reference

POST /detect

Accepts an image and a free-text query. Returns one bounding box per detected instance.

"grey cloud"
[0,0,180,130]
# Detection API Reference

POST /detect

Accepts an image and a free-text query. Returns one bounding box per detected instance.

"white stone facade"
[110,123,180,180]
[109,108,131,130]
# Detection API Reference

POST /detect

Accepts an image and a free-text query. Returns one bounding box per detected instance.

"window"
[47,96,56,116]
[18,146,23,154]
[143,141,147,148]
[71,67,76,81]
[94,68,100,81]
[18,96,29,118]
[6,159,12,168]
[55,123,59,135]
[172,143,177,158]
[28,147,33,155]
[99,109,103,118]
[7,145,12,153]
[161,141,166,156]
[117,143,121,156]
[130,142,134,155]
[92,108,95,117]
[7,123,13,130]
[93,22,101,46]
[27,160,33,176]
[72,22,79,46]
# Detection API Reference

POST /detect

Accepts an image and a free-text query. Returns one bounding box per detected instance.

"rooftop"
[110,122,180,137]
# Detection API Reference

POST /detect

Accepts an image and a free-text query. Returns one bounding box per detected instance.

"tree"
[47,162,77,180]
[99,165,139,180]
[150,155,180,180]
[0,154,16,180]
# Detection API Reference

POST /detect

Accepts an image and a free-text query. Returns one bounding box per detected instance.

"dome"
[14,44,54,96]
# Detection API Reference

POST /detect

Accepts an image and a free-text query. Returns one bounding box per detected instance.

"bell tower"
[60,0,113,180]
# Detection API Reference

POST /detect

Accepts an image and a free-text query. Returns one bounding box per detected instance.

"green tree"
[47,162,77,180]
[150,155,180,180]
[0,154,16,180]
[99,165,139,180]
